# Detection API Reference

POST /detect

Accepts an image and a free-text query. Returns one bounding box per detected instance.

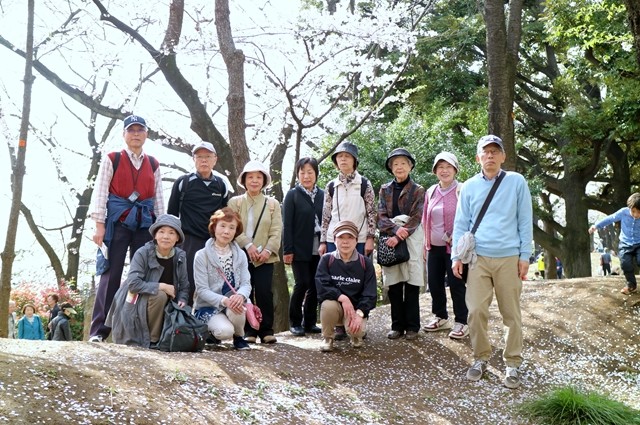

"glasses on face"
[195,155,214,161]
[481,148,502,156]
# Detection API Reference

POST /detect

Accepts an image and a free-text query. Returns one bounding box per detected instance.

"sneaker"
[504,366,521,389]
[404,331,419,340]
[423,317,453,332]
[387,330,403,340]
[290,326,306,336]
[233,336,250,350]
[621,286,638,295]
[88,335,103,343]
[304,325,322,334]
[320,337,334,352]
[334,326,347,340]
[245,336,257,344]
[261,335,277,344]
[466,360,487,381]
[448,323,469,340]
[351,336,364,348]
[206,334,221,345]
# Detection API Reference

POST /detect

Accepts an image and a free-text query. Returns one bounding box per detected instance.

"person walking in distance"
[88,115,164,343]
[451,135,533,389]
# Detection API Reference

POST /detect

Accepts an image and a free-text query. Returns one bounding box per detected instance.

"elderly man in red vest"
[88,115,165,342]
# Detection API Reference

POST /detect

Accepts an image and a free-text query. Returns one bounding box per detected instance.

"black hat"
[331,142,359,168]
[385,148,416,174]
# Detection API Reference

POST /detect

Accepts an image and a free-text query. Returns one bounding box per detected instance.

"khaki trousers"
[147,291,169,343]
[320,300,367,339]
[465,255,523,367]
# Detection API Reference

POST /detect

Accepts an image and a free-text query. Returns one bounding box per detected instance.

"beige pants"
[466,255,523,367]
[207,309,246,341]
[320,300,367,339]
[147,291,169,343]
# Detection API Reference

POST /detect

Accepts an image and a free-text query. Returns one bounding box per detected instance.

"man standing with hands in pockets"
[451,135,532,389]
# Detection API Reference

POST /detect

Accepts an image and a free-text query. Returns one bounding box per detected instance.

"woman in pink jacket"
[422,152,468,339]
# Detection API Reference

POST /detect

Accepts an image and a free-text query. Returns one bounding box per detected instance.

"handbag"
[217,268,263,330]
[456,171,505,283]
[377,234,410,267]
[157,301,208,352]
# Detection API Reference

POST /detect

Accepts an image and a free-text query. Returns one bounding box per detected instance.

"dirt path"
[1,276,638,424]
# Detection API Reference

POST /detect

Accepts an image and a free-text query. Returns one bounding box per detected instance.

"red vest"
[108,150,156,200]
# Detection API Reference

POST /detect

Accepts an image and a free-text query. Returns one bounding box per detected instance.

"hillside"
[1,275,639,425]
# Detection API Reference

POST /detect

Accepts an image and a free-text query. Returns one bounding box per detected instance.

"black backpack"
[157,302,208,352]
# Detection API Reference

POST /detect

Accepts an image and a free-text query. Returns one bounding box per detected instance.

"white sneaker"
[423,317,453,332]
[448,323,469,339]
[504,366,521,389]
[88,335,103,343]
[320,338,334,352]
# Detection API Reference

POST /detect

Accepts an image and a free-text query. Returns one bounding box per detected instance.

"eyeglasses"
[481,148,502,156]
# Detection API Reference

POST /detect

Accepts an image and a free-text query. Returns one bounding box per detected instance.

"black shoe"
[233,336,250,350]
[206,335,221,345]
[304,325,322,334]
[290,326,306,336]
[334,326,347,341]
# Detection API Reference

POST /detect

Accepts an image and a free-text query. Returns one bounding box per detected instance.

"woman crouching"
[193,207,252,350]
[107,214,189,348]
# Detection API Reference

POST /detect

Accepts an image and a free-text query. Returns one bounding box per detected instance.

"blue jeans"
[619,244,640,288]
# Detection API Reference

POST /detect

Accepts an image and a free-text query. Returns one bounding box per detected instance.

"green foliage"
[518,386,640,425]
[10,280,84,340]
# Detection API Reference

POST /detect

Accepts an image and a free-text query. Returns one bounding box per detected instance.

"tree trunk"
[215,0,250,177]
[0,0,34,337]
[624,0,640,69]
[483,0,523,170]
[561,174,592,278]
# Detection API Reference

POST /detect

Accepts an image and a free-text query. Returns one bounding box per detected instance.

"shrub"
[518,386,640,425]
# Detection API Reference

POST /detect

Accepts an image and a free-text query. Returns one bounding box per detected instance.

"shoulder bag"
[377,184,416,267]
[456,171,505,282]
[157,301,208,352]
[217,268,262,330]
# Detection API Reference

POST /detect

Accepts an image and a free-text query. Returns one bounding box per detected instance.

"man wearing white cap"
[451,135,532,389]
[89,114,164,343]
[168,141,229,306]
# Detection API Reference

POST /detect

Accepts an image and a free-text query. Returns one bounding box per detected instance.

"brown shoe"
[261,335,277,344]
[621,286,638,295]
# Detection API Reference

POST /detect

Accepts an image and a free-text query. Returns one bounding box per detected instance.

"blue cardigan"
[17,315,45,340]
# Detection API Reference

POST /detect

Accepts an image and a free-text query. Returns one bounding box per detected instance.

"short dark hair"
[47,293,59,303]
[627,193,640,210]
[295,157,319,180]
[208,207,243,239]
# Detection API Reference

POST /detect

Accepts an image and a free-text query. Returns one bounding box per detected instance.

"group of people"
[86,114,534,389]
[7,293,78,341]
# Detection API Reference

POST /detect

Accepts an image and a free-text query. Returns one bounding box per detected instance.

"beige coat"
[228,193,282,267]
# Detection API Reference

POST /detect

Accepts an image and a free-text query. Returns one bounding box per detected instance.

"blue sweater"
[17,315,45,340]
[452,170,533,261]
[595,207,640,247]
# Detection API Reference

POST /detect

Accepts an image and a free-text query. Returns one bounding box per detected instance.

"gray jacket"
[106,241,189,348]
[193,238,252,312]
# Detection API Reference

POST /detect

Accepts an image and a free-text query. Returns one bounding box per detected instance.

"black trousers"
[388,282,420,333]
[289,256,320,328]
[90,222,151,338]
[427,245,468,324]
[245,262,275,338]
[181,233,208,307]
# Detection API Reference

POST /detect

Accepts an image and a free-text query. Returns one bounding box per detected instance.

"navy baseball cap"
[123,115,147,130]
[477,135,504,152]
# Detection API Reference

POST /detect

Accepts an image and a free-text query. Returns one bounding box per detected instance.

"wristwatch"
[356,309,364,318]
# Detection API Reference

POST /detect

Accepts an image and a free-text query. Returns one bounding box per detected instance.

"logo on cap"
[124,115,148,130]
